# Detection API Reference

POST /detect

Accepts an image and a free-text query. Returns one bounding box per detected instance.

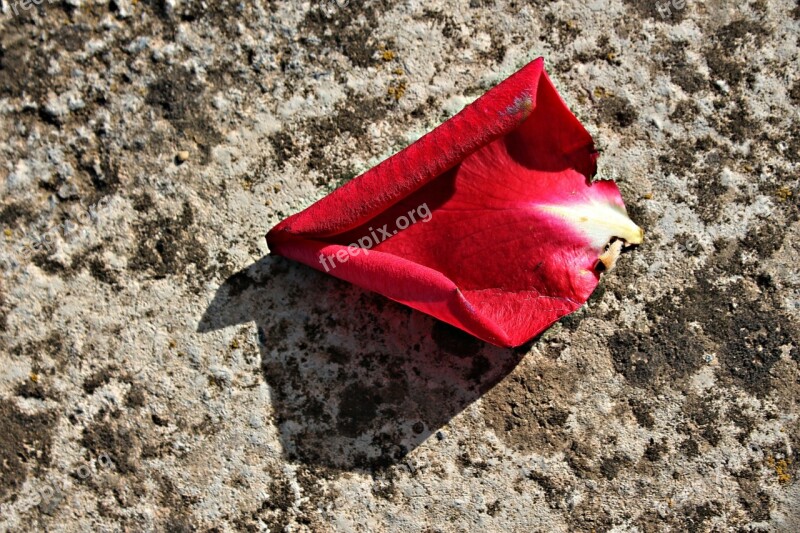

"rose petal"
[267,58,642,347]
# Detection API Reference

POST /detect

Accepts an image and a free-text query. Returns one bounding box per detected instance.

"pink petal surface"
[267,58,642,347]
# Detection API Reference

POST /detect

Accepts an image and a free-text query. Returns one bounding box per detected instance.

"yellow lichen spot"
[387,80,407,101]
[230,339,240,349]
[767,456,792,485]
[30,373,39,383]
[393,68,404,75]
[643,193,653,200]
[3,228,12,237]
[593,87,612,99]
[776,186,792,202]
[381,50,395,61]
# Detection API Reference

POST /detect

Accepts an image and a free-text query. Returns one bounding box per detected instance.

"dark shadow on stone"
[198,255,525,472]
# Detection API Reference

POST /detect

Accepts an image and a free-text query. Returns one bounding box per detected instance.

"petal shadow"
[198,255,527,471]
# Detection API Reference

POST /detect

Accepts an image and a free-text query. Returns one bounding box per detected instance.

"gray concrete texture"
[0,0,798,531]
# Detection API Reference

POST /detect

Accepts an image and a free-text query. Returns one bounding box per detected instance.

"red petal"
[267,58,641,347]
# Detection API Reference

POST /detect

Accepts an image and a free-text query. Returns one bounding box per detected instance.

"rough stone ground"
[0,0,798,531]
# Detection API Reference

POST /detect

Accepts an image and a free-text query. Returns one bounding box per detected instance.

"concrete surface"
[0,0,798,531]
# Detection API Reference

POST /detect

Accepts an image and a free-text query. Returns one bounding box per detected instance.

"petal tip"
[598,240,625,271]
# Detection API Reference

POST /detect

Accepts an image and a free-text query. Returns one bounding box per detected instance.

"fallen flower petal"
[267,57,642,348]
